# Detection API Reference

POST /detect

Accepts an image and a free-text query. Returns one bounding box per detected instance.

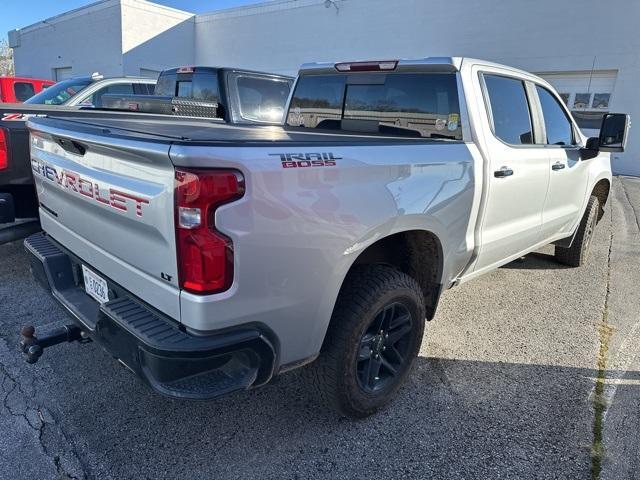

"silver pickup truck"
[21,57,629,418]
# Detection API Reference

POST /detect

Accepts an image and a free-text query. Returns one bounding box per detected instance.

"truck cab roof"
[298,56,545,83]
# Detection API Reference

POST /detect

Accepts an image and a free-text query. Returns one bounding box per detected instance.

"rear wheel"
[555,195,600,267]
[306,265,426,418]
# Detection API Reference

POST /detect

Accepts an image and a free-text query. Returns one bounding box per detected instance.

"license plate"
[82,265,109,304]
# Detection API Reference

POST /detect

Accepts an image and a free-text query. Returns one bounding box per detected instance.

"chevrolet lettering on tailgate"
[31,158,149,217]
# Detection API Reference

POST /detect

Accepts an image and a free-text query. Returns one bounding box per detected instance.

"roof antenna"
[586,56,596,98]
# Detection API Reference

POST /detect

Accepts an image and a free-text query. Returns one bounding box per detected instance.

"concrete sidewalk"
[601,176,640,480]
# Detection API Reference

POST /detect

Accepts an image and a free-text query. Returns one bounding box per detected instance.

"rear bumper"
[24,232,277,399]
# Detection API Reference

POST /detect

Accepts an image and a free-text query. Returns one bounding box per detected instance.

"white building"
[8,0,639,175]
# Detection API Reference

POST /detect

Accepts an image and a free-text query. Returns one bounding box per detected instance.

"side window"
[535,85,575,145]
[235,75,291,122]
[155,73,177,96]
[133,83,153,95]
[14,82,36,102]
[176,81,193,98]
[484,74,534,145]
[90,83,135,107]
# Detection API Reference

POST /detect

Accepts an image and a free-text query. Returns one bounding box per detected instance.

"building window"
[573,93,591,109]
[592,93,610,109]
[539,70,616,133]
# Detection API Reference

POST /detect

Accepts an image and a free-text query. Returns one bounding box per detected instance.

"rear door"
[28,117,181,320]
[472,71,550,273]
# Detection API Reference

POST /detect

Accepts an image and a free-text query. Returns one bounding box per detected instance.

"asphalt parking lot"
[1,177,638,480]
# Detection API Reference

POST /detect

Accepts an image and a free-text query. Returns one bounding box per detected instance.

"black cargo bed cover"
[27,114,458,146]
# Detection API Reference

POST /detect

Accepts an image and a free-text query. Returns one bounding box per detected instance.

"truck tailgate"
[27,117,180,321]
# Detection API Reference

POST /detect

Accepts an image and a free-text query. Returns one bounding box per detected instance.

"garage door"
[54,67,73,81]
[539,70,617,134]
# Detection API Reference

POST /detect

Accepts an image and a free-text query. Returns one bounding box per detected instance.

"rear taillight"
[175,169,245,294]
[0,128,7,171]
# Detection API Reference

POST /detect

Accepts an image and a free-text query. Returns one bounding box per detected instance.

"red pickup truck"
[0,77,54,103]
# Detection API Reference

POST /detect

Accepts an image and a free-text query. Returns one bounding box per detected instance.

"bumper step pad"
[100,296,273,399]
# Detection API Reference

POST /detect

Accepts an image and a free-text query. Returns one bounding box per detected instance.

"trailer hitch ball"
[19,324,83,364]
[19,326,43,364]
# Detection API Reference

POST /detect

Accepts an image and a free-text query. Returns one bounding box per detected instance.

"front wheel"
[555,195,600,267]
[306,265,426,418]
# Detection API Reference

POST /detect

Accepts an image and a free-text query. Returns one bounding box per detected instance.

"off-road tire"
[555,195,600,267]
[305,265,426,418]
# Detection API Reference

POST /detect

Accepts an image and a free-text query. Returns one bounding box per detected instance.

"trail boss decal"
[31,158,149,217]
[269,153,341,168]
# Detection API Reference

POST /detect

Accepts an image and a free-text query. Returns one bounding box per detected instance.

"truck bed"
[26,110,478,345]
[28,114,461,146]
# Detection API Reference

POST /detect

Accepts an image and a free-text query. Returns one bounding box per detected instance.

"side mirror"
[599,113,630,152]
[580,136,601,160]
[585,137,600,150]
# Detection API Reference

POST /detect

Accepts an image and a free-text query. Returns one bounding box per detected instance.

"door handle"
[494,166,514,178]
[552,162,566,171]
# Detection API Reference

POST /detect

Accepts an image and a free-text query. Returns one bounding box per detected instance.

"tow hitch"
[19,324,86,364]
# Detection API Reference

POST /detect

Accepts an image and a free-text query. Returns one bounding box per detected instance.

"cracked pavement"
[0,177,638,480]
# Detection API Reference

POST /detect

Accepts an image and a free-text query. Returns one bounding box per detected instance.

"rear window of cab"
[155,72,220,102]
[286,73,462,140]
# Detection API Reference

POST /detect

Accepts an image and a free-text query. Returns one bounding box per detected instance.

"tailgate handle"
[55,137,87,156]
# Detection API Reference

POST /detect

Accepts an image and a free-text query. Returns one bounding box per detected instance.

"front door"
[533,84,590,238]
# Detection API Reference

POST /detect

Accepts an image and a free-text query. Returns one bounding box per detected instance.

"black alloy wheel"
[356,302,413,394]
